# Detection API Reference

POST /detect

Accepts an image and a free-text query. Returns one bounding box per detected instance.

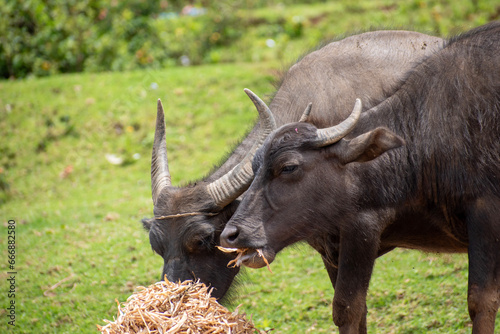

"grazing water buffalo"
[142,30,444,301]
[220,22,500,333]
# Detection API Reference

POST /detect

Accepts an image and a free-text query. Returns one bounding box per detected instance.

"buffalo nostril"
[221,225,240,245]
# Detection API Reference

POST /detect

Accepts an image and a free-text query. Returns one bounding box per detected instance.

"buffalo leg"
[331,229,379,334]
[318,240,368,334]
[466,196,500,334]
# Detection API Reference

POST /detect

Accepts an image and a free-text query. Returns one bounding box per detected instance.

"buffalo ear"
[141,217,155,231]
[337,127,404,164]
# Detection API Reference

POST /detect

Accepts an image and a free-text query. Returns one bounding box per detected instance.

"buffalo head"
[142,89,276,300]
[220,99,404,266]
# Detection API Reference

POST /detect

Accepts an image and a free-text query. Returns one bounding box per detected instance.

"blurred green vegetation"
[1,0,499,78]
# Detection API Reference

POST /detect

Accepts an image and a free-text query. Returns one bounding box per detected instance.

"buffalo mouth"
[216,246,275,271]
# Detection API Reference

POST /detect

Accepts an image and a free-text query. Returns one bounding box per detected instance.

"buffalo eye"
[189,233,214,252]
[281,165,298,175]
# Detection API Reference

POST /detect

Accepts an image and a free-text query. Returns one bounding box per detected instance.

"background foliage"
[2,0,499,78]
[1,0,500,333]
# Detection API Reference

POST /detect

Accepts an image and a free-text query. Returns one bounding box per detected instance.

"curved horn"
[151,99,172,206]
[206,89,277,208]
[313,98,362,147]
[298,102,313,122]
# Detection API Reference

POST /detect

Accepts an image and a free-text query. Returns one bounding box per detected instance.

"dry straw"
[97,279,264,334]
[216,247,272,273]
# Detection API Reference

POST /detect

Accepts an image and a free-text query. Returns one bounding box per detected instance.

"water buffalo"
[142,30,444,301]
[220,22,500,333]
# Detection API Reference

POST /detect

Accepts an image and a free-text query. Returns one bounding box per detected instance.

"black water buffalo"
[220,22,500,333]
[142,30,444,301]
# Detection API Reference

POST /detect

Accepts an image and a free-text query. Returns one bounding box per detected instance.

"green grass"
[2,1,500,333]
[238,245,472,333]
[0,62,277,333]
[211,0,499,65]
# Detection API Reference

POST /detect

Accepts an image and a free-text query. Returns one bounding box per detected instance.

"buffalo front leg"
[466,196,500,334]
[314,236,368,334]
[331,228,379,334]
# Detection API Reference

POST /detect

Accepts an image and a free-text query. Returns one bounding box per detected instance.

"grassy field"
[2,1,500,333]
[2,62,498,334]
[0,62,276,333]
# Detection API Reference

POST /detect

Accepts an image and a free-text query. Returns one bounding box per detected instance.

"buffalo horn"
[298,102,313,122]
[313,98,362,147]
[206,89,277,208]
[151,99,172,205]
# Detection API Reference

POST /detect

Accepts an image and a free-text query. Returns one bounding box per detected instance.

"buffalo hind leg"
[466,196,500,334]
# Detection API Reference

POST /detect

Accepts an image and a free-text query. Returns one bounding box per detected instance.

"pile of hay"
[97,279,262,334]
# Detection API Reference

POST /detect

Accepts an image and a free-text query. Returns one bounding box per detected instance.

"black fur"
[222,22,500,333]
